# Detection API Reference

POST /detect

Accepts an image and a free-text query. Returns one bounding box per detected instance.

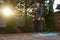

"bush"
[6,16,17,33]
[24,15,34,33]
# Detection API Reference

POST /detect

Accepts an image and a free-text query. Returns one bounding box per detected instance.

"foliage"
[6,16,17,33]
[24,15,34,32]
[42,0,56,32]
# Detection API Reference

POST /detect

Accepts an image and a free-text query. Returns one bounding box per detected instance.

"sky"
[53,0,60,12]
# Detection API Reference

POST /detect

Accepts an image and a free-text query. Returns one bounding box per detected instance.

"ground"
[0,33,60,40]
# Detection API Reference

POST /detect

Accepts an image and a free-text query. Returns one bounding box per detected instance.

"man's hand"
[33,19,34,21]
[38,17,40,20]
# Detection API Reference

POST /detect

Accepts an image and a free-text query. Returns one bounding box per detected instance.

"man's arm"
[39,7,42,18]
[38,7,42,20]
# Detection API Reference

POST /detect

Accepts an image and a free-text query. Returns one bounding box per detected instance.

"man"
[33,2,42,32]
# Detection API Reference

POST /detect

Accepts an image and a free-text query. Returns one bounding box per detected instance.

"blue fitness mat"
[32,33,58,37]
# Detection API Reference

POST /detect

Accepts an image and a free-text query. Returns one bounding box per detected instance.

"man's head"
[36,2,40,8]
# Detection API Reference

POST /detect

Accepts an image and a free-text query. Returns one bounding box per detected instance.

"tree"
[42,0,56,32]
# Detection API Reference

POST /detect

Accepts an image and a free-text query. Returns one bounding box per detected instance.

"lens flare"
[2,7,13,17]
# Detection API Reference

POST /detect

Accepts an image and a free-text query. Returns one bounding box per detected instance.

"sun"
[2,7,13,17]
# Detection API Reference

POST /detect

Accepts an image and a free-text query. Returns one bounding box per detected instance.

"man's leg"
[33,20,38,32]
[38,20,43,32]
